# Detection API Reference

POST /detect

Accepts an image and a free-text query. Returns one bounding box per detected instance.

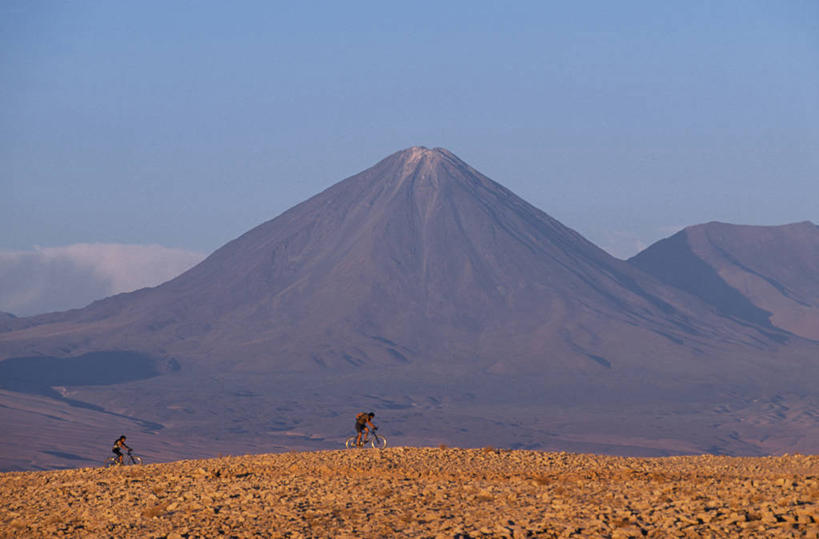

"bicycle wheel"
[104,457,118,468]
[345,436,359,449]
[371,434,387,449]
[130,455,143,465]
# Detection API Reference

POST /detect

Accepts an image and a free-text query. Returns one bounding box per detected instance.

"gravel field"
[1,447,818,538]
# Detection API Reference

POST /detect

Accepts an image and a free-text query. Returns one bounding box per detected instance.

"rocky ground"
[1,447,818,538]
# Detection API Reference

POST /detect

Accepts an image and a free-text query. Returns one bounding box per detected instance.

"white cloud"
[0,244,206,317]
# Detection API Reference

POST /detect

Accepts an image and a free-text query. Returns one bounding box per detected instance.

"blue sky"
[2,2,818,313]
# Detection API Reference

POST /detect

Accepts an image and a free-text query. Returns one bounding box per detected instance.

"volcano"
[2,147,818,470]
[0,147,793,373]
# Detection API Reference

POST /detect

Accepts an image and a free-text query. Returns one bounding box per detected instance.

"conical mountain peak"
[405,145,463,164]
[360,146,505,206]
[4,146,819,469]
[395,146,455,162]
[384,146,473,182]
[2,147,804,373]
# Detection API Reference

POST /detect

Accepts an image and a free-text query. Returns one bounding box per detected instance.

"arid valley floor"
[1,447,818,538]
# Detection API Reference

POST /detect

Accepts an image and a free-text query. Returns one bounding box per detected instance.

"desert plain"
[1,447,818,538]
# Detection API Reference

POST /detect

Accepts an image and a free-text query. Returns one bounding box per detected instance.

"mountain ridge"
[631,220,819,340]
[1,147,818,470]
[0,147,796,373]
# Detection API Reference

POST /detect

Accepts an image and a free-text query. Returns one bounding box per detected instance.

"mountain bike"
[345,428,387,449]
[104,450,143,467]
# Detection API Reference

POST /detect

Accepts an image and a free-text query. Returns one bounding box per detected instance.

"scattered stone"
[0,448,817,537]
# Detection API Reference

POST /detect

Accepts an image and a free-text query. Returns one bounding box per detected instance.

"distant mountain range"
[630,221,819,340]
[1,147,817,471]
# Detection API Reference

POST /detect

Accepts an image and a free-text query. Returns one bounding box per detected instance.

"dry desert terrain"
[1,447,818,538]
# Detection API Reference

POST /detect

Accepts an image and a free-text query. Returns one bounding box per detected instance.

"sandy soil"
[1,447,818,538]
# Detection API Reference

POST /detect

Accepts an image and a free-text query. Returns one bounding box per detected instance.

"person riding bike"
[354,412,377,447]
[112,435,132,465]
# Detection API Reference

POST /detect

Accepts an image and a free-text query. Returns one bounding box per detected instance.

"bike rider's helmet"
[368,412,375,418]
[120,435,126,440]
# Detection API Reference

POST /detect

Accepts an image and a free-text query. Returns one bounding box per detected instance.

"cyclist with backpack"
[354,412,377,447]
[112,435,132,465]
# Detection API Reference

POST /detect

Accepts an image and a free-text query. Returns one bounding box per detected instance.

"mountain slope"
[630,221,819,340]
[1,147,818,470]
[0,148,793,374]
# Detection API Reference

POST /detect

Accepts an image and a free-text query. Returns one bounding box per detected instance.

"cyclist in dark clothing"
[354,412,376,447]
[112,435,132,465]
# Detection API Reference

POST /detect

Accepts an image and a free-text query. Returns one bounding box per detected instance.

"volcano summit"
[1,147,818,470]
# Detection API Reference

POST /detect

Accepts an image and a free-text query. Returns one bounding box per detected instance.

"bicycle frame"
[107,450,142,466]
[346,428,387,449]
